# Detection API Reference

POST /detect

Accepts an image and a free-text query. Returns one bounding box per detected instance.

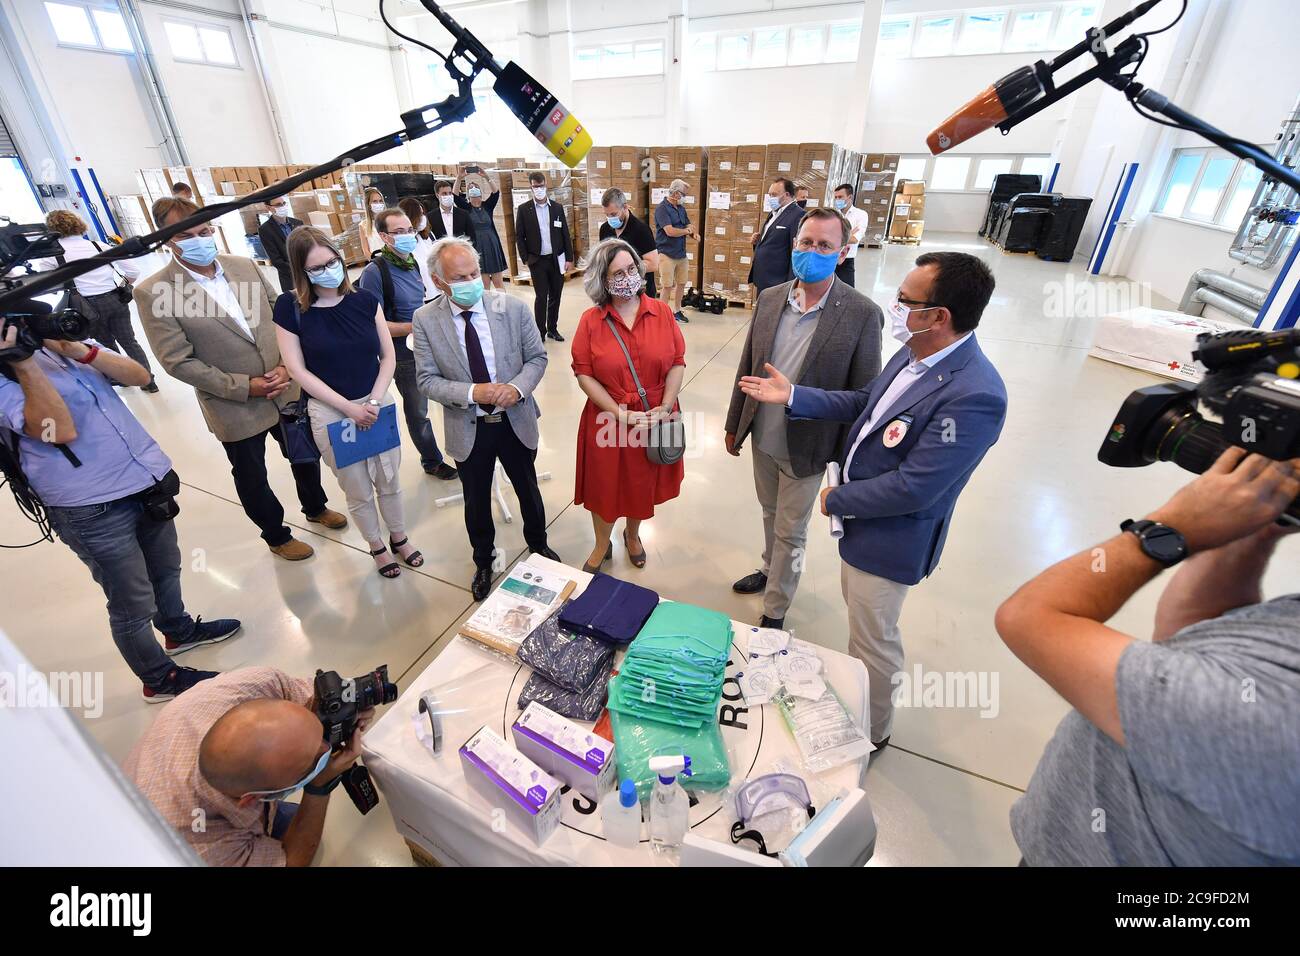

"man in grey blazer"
[725,207,882,628]
[413,236,561,599]
[138,197,347,562]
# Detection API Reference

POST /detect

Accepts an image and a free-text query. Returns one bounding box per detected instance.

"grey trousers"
[841,560,910,743]
[752,446,824,619]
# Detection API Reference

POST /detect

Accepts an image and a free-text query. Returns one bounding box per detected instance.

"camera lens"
[1150,410,1229,475]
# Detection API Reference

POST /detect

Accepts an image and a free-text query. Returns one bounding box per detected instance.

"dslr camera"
[312,665,398,815]
[1099,328,1300,523]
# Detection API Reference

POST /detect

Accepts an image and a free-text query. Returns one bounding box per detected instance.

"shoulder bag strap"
[603,316,649,412]
[377,256,395,323]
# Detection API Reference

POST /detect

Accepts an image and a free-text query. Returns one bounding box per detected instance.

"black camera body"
[1,221,93,363]
[313,665,398,749]
[1099,328,1300,522]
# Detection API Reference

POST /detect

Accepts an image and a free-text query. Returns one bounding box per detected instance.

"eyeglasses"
[794,238,842,255]
[896,293,940,309]
[607,265,640,281]
[305,256,342,278]
[383,228,415,236]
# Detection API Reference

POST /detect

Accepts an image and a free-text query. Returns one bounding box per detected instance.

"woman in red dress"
[571,238,686,573]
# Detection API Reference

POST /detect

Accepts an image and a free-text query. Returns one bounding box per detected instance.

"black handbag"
[277,297,319,464]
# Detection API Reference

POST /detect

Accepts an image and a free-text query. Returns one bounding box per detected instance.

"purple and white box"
[459,725,562,844]
[511,701,616,801]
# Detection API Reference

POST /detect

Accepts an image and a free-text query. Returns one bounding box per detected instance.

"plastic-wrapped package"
[516,607,615,693]
[558,572,659,644]
[609,708,732,801]
[774,684,872,773]
[517,668,611,722]
[606,672,719,729]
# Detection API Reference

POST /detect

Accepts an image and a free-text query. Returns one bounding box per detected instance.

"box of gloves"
[459,725,562,845]
[511,701,615,801]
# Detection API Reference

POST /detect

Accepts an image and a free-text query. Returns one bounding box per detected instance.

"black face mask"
[796,199,809,209]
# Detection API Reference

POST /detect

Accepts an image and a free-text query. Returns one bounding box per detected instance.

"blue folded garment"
[558,572,659,645]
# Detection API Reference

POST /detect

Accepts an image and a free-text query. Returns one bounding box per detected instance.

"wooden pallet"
[887,237,921,246]
[506,267,585,287]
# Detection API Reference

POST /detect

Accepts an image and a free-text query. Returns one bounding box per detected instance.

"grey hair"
[669,178,689,196]
[601,186,627,209]
[428,235,480,280]
[583,237,644,307]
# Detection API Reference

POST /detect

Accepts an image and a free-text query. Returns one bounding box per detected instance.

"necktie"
[461,310,494,413]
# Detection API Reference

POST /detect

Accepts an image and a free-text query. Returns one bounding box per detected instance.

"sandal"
[623,529,647,568]
[582,542,613,575]
[390,536,424,568]
[370,546,401,578]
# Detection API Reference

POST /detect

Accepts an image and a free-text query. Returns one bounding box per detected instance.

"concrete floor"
[7,231,1296,866]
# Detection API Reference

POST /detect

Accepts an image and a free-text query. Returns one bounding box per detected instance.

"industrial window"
[1156,147,1271,227]
[1018,155,1056,183]
[572,38,665,79]
[879,2,1098,58]
[687,33,716,71]
[823,21,861,62]
[895,156,929,183]
[716,32,752,70]
[163,19,239,67]
[751,27,788,69]
[932,155,973,190]
[894,154,1054,191]
[788,25,825,65]
[44,2,133,53]
[693,20,859,71]
[973,157,1015,190]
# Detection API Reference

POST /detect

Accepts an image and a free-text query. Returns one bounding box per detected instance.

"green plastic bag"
[609,708,732,801]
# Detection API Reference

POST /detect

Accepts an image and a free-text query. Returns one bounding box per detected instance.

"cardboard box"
[708,210,736,240]
[236,167,265,188]
[610,146,646,176]
[289,193,321,221]
[674,147,706,175]
[730,240,754,271]
[900,180,925,196]
[766,144,799,176]
[708,146,737,175]
[220,180,258,197]
[737,145,766,174]
[905,220,925,239]
[889,217,911,238]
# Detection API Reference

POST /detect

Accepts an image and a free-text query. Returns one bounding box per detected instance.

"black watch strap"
[303,774,341,797]
[1121,519,1189,567]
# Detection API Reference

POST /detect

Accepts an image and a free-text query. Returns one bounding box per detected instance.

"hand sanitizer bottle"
[601,779,642,848]
[648,754,692,852]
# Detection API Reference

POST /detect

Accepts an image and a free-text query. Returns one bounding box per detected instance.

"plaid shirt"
[122,667,313,867]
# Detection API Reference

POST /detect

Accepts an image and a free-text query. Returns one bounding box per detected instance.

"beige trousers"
[751,447,824,619]
[840,560,910,742]
[308,389,404,545]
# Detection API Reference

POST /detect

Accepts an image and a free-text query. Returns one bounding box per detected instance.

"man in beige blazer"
[138,198,346,561]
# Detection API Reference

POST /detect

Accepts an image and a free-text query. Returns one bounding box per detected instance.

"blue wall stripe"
[1046,162,1060,192]
[1090,162,1139,275]
[88,167,119,236]
[69,168,107,242]
[1088,164,1127,269]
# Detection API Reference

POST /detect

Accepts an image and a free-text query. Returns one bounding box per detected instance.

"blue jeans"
[47,497,195,686]
[394,358,444,469]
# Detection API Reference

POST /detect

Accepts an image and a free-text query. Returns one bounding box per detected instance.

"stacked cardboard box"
[504,166,573,281]
[856,153,901,246]
[583,145,648,265]
[492,167,518,276]
[109,195,154,239]
[793,143,861,210]
[699,144,764,305]
[569,165,589,268]
[889,180,926,243]
[645,146,707,288]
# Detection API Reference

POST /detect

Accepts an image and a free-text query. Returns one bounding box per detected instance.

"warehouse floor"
[7,231,1297,865]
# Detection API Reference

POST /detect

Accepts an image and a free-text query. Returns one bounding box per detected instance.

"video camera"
[1099,328,1300,522]
[312,665,398,815]
[0,219,92,363]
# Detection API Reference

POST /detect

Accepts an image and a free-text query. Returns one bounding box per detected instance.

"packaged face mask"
[776,684,871,773]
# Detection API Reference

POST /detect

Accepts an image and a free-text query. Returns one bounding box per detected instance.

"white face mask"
[889,298,936,346]
[532,186,548,201]
[439,194,454,210]
[270,205,287,218]
[370,202,385,214]
[418,215,428,231]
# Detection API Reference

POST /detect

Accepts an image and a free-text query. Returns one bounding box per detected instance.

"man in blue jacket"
[740,251,1007,746]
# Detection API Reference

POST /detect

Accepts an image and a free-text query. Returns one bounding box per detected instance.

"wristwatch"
[1120,519,1189,567]
[364,398,382,408]
[304,774,342,797]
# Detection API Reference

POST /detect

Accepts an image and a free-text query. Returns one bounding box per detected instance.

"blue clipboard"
[326,403,400,468]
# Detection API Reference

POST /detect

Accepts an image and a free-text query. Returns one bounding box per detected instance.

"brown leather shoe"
[270,538,314,561]
[307,508,348,530]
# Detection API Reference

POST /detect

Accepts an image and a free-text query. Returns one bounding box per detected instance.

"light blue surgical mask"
[834,198,848,210]
[310,261,346,289]
[449,277,484,307]
[393,234,419,255]
[606,215,624,230]
[468,186,482,199]
[791,248,839,283]
[244,748,330,803]
[765,195,781,212]
[175,234,219,267]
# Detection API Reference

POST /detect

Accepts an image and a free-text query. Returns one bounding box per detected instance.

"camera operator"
[996,447,1300,866]
[0,322,240,701]
[122,666,375,867]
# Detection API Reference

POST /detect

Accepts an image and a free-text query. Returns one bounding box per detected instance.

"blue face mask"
[606,215,623,230]
[393,234,419,255]
[244,748,330,803]
[175,234,219,267]
[449,277,485,307]
[791,248,840,283]
[310,261,346,289]
[834,198,848,210]
[468,186,482,199]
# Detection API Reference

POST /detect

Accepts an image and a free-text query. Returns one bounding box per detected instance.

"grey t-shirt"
[1011,594,1300,866]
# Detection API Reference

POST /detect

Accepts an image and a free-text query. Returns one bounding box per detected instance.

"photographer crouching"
[123,665,393,866]
[996,447,1300,865]
[0,320,240,700]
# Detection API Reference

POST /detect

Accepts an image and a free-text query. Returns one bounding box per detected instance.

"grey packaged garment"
[517,668,612,722]
[516,606,615,693]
